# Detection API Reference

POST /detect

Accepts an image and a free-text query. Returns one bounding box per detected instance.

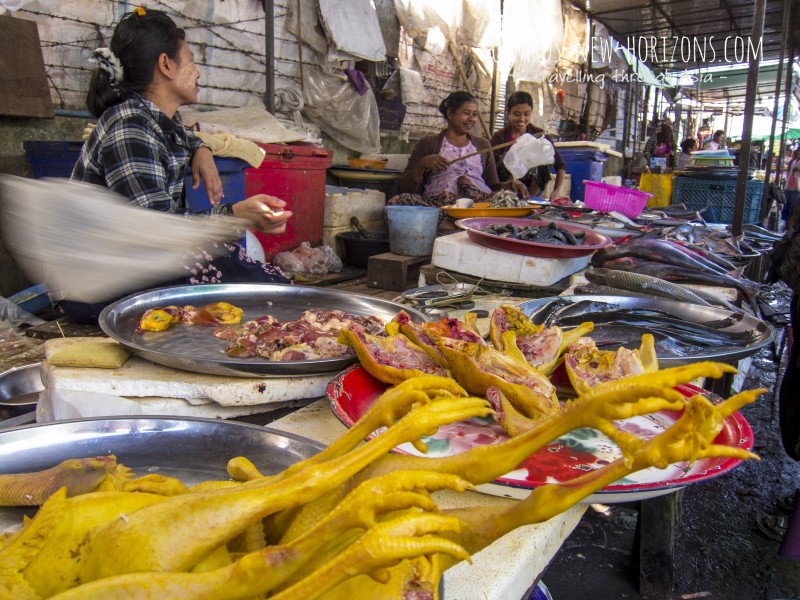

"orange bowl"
[348,157,388,170]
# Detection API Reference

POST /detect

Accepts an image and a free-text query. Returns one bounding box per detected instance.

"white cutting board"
[432,232,591,286]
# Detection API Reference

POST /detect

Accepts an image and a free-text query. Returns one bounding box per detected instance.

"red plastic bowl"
[454,217,612,258]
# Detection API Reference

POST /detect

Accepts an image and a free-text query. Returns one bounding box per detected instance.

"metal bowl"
[0,363,43,418]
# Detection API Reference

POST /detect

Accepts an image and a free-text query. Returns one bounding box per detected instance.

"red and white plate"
[326,365,754,503]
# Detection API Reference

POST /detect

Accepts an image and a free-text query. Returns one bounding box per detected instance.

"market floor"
[540,285,800,600]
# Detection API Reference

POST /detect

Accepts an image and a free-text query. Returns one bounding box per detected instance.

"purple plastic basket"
[582,180,652,218]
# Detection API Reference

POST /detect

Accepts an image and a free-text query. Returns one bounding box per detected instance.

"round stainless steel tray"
[517,295,773,366]
[99,283,428,377]
[0,416,325,532]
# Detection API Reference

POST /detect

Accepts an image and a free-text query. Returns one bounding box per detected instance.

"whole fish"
[599,257,759,300]
[584,267,712,306]
[574,284,665,300]
[675,241,738,272]
[592,238,727,276]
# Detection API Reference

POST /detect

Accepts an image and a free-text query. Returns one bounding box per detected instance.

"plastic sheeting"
[302,66,381,154]
[392,0,500,48]
[181,104,308,145]
[503,0,564,84]
[318,0,387,61]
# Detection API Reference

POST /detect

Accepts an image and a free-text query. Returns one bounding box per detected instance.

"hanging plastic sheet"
[561,3,589,65]
[318,0,386,61]
[392,0,500,48]
[503,0,564,84]
[399,67,427,104]
[302,66,381,154]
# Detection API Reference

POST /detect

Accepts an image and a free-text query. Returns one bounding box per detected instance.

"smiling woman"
[390,91,529,207]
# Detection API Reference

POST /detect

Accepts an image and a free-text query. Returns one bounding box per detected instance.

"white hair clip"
[90,47,124,87]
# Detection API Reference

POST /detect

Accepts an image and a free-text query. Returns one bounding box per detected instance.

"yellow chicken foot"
[275,376,467,483]
[227,457,264,482]
[280,470,472,544]
[0,456,121,506]
[75,397,491,582]
[269,513,470,600]
[357,362,733,487]
[439,389,762,563]
[47,474,470,600]
[276,470,471,590]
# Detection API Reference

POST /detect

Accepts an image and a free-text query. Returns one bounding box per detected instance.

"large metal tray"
[0,416,324,532]
[517,295,773,366]
[99,284,428,377]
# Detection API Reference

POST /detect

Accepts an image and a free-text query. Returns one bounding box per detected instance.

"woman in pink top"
[392,91,528,206]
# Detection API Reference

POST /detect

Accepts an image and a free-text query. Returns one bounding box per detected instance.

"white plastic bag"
[302,66,381,154]
[502,134,555,179]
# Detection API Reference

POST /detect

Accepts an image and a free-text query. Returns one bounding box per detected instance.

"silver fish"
[585,268,713,306]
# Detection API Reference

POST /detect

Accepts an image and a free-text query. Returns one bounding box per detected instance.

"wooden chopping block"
[367,252,429,291]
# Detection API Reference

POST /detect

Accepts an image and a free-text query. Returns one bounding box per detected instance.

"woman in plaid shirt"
[66,9,290,320]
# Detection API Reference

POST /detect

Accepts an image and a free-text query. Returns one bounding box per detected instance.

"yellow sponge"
[46,339,130,369]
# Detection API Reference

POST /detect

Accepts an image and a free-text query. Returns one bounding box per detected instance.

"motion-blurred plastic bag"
[0,177,248,303]
[502,133,555,179]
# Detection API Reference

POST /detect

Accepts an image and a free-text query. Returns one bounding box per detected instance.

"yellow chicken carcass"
[337,322,451,384]
[393,309,486,369]
[489,304,594,376]
[437,337,559,421]
[0,456,130,506]
[565,334,659,395]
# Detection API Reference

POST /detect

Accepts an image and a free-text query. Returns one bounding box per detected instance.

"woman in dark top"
[391,91,528,206]
[490,91,567,199]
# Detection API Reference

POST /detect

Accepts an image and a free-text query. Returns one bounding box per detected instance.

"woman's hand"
[191,147,223,206]
[418,154,450,173]
[232,195,292,234]
[510,179,530,200]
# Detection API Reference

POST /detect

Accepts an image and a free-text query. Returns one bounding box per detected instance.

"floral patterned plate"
[326,365,754,503]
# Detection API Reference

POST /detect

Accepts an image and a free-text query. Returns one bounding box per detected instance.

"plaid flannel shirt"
[71,94,224,215]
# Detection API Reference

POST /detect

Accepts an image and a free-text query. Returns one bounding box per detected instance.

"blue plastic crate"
[184,157,249,212]
[559,149,608,200]
[23,141,84,179]
[672,177,763,224]
[8,283,50,314]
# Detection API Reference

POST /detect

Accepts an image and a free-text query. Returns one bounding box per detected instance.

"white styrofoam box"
[324,188,386,228]
[432,232,591,286]
[323,220,386,257]
[602,175,623,186]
